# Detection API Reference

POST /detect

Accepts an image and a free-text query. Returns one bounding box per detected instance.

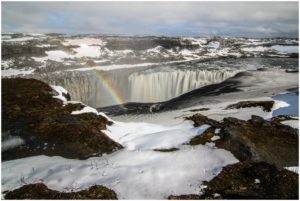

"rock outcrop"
[201,161,298,199]
[186,114,298,168]
[226,100,275,112]
[4,183,118,199]
[168,161,298,199]
[2,78,122,161]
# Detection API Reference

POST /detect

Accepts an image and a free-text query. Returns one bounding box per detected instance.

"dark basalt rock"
[187,114,298,168]
[226,100,275,112]
[168,161,298,199]
[168,194,202,200]
[201,161,299,199]
[271,115,299,124]
[153,148,179,152]
[188,127,216,146]
[4,183,118,199]
[188,108,210,112]
[2,78,122,161]
[185,114,219,127]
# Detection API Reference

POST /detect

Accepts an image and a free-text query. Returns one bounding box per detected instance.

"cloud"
[1,1,298,37]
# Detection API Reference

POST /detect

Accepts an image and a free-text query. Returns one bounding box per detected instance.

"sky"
[1,1,299,37]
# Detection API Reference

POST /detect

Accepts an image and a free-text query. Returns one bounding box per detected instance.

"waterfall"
[128,69,237,102]
[39,68,237,108]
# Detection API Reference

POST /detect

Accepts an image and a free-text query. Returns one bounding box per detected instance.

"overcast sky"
[2,1,299,37]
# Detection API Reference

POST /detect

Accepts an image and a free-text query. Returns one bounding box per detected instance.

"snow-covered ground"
[2,35,298,76]
[1,35,298,198]
[2,83,298,199]
[1,68,35,77]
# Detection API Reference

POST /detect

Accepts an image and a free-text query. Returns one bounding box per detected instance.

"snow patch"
[281,120,299,129]
[211,136,221,141]
[284,166,298,174]
[71,106,99,115]
[1,68,34,77]
[271,45,298,54]
[2,145,238,199]
[51,85,68,102]
[2,136,25,151]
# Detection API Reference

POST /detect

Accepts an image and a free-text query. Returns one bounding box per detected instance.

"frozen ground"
[1,34,298,76]
[1,34,299,199]
[2,84,298,199]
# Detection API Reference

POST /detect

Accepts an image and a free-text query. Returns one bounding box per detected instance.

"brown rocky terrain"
[2,78,122,161]
[168,161,298,199]
[185,113,298,168]
[4,183,118,199]
[225,100,275,112]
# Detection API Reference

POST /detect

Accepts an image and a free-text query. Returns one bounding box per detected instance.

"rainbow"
[49,37,127,110]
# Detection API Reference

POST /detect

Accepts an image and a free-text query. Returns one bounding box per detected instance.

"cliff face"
[2,78,122,161]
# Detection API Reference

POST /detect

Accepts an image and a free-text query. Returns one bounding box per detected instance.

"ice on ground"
[206,41,220,49]
[271,45,299,54]
[1,68,34,77]
[284,167,299,174]
[281,119,299,129]
[49,85,112,121]
[105,119,209,150]
[211,136,221,141]
[1,59,14,69]
[241,46,270,52]
[2,136,25,151]
[36,44,53,48]
[146,46,163,53]
[71,105,99,115]
[51,85,68,102]
[2,145,238,199]
[2,36,35,42]
[73,44,101,58]
[33,50,74,62]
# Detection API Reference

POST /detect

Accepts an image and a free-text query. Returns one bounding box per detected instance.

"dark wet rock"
[2,78,122,161]
[201,161,299,199]
[2,43,49,59]
[153,148,179,152]
[4,183,118,199]
[217,115,298,167]
[168,161,298,199]
[226,100,275,112]
[168,194,202,200]
[188,108,210,112]
[285,69,299,73]
[188,127,217,146]
[149,103,163,113]
[186,114,298,168]
[271,115,299,124]
[289,53,299,58]
[185,114,219,127]
[105,37,199,51]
